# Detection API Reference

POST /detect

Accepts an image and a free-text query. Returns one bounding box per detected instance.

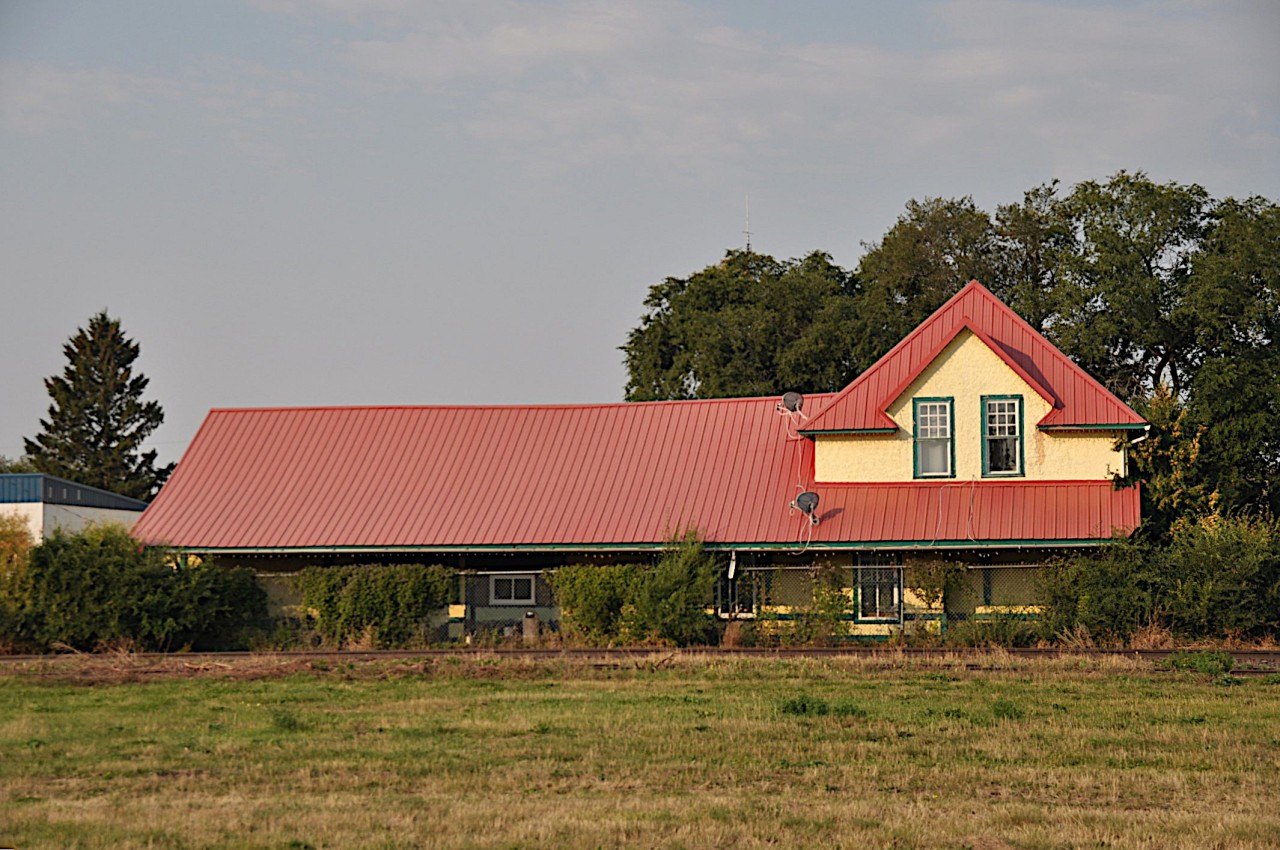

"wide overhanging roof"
[133,397,1139,554]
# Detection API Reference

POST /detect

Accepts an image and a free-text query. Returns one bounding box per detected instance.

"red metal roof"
[133,397,1139,552]
[802,280,1146,433]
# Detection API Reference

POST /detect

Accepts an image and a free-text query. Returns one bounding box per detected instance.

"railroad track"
[2,646,1279,673]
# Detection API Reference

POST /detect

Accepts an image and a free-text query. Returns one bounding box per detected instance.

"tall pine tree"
[24,312,173,500]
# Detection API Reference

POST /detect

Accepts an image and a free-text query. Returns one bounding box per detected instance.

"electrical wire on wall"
[925,478,979,547]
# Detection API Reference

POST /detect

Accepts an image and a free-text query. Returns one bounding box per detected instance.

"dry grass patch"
[2,654,1278,849]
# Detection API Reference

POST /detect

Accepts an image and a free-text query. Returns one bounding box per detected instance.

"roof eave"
[172,536,1131,557]
[1038,423,1148,431]
[797,427,899,437]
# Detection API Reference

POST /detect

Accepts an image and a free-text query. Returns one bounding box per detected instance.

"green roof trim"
[178,537,1125,556]
[1038,423,1147,431]
[798,427,899,436]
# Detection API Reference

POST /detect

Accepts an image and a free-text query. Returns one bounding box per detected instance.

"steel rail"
[1,646,1279,670]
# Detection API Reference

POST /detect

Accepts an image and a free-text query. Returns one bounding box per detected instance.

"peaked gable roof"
[802,280,1145,433]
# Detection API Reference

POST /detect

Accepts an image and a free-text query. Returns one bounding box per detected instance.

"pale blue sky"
[2,0,1278,467]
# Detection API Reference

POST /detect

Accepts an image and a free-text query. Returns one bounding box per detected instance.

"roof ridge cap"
[206,395,823,415]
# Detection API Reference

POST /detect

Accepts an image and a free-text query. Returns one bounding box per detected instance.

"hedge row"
[1041,513,1280,641]
[0,522,265,652]
[546,533,720,647]
[294,563,455,648]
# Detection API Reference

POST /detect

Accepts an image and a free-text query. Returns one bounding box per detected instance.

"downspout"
[1123,425,1151,478]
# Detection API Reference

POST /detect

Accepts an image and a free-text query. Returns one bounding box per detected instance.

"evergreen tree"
[0,455,38,473]
[24,312,173,500]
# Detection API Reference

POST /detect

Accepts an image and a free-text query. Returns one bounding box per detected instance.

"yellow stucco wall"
[814,331,1126,483]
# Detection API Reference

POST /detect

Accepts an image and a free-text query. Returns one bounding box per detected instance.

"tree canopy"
[620,172,1280,528]
[0,455,37,474]
[622,250,862,400]
[23,312,173,500]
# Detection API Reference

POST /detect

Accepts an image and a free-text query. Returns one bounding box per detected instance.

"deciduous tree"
[622,250,860,400]
[851,196,998,366]
[1046,172,1210,400]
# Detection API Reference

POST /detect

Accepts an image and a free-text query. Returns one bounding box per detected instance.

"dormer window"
[983,395,1023,476]
[913,398,954,478]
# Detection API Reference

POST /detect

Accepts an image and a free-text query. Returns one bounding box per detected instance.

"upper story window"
[983,395,1023,476]
[913,398,954,478]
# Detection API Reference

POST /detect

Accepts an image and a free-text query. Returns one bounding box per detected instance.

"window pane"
[858,567,899,618]
[494,578,513,600]
[917,402,950,439]
[513,578,533,600]
[919,439,950,475]
[988,436,1018,472]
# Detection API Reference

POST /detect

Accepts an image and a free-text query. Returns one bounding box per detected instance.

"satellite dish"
[781,391,803,413]
[792,491,820,525]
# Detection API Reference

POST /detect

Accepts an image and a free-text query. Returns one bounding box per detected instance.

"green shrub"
[629,533,720,647]
[0,515,35,647]
[547,535,720,647]
[1038,537,1158,642]
[0,514,33,578]
[904,557,965,612]
[1158,514,1279,637]
[788,566,850,647]
[295,563,455,648]
[943,615,1039,648]
[544,563,641,644]
[1039,514,1280,642]
[1165,650,1235,676]
[4,524,265,651]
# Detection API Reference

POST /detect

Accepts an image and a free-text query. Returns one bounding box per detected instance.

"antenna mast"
[744,193,752,252]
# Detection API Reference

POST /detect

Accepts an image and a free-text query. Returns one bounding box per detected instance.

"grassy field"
[2,652,1278,849]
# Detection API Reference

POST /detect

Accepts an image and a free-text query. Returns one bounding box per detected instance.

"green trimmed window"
[982,395,1023,476]
[856,554,901,621]
[913,398,954,478]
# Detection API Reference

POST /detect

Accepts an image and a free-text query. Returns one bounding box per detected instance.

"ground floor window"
[856,555,901,621]
[717,570,765,616]
[490,574,535,605]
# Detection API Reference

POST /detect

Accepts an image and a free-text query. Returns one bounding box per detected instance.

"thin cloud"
[0,63,176,133]
[9,1,1276,188]
[297,0,1278,187]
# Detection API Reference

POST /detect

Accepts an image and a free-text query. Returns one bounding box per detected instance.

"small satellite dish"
[781,391,804,413]
[792,491,820,525]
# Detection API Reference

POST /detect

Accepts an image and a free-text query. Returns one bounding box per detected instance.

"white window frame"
[982,395,1023,477]
[856,564,901,622]
[489,574,536,606]
[913,398,955,479]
